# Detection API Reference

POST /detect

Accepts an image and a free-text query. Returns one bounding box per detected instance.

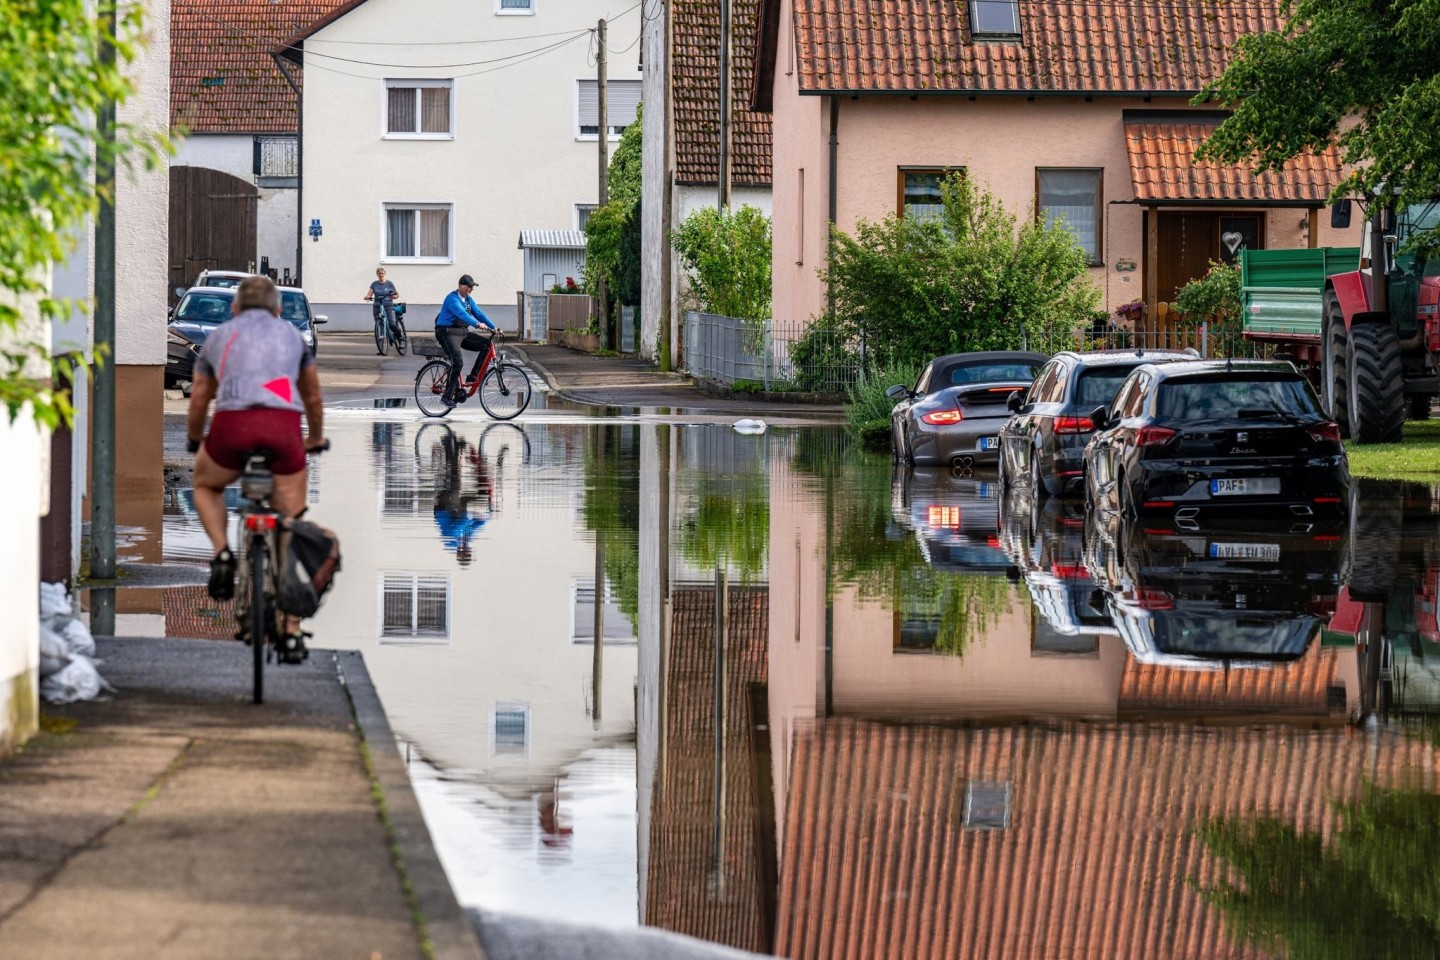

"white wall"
[300,0,642,322]
[172,133,252,180]
[0,404,44,752]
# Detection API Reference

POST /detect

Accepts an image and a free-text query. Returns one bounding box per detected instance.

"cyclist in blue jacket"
[434,274,498,404]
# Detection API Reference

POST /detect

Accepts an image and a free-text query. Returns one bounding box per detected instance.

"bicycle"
[413,330,533,420]
[372,297,408,356]
[234,441,328,704]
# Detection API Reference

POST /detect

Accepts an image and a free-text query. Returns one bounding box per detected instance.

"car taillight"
[921,409,964,425]
[1136,426,1177,447]
[1308,422,1342,443]
[1054,416,1094,435]
[1136,589,1174,611]
[927,505,962,528]
[1051,564,1084,579]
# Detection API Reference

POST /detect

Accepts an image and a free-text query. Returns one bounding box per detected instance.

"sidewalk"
[0,634,484,960]
[512,343,846,418]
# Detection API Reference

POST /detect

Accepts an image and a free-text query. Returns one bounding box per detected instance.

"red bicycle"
[414,331,533,420]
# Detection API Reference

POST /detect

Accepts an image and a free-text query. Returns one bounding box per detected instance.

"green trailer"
[1240,247,1360,341]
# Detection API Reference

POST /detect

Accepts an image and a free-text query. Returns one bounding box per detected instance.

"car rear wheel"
[1118,473,1137,520]
[1030,452,1049,501]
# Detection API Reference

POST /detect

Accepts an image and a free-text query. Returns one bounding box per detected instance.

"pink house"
[750,0,1348,329]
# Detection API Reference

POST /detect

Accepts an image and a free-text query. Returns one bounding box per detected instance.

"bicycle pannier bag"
[278,520,342,618]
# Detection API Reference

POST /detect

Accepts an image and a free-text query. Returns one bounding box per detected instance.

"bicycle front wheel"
[374,317,389,356]
[479,362,532,421]
[250,541,266,704]
[394,320,408,356]
[414,360,456,418]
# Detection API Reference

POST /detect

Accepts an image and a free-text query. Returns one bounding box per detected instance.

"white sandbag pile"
[39,582,113,704]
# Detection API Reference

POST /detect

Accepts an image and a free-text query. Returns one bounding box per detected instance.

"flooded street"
[158,411,1440,958]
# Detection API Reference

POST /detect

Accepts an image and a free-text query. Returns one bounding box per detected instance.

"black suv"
[1084,359,1349,521]
[999,350,1195,497]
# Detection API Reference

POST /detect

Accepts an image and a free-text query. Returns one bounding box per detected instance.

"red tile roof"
[171,0,350,134]
[781,0,1285,95]
[675,0,774,186]
[1125,118,1344,204]
[1119,642,1343,716]
[776,719,1438,960]
[645,585,772,952]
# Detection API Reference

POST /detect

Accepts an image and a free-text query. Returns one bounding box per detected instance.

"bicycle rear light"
[244,514,277,531]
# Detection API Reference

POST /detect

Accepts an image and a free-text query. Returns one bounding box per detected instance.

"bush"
[1173,260,1241,323]
[845,364,921,447]
[823,173,1100,370]
[672,205,773,323]
[790,317,860,392]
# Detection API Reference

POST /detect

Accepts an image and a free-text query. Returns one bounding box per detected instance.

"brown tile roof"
[1125,118,1344,204]
[171,0,351,134]
[1119,642,1344,716]
[776,719,1438,960]
[675,0,774,185]
[783,0,1284,95]
[645,585,773,953]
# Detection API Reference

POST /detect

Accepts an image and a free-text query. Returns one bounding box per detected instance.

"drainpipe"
[826,96,839,320]
[273,53,303,283]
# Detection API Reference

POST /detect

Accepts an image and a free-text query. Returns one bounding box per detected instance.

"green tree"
[1199,786,1440,960]
[671,205,773,324]
[0,0,157,425]
[1196,0,1440,222]
[823,174,1098,371]
[584,105,643,305]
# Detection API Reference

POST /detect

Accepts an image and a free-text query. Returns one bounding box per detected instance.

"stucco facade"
[764,0,1347,330]
[294,0,642,331]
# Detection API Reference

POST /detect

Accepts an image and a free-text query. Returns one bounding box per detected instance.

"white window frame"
[490,702,531,757]
[377,572,452,643]
[495,0,535,14]
[381,78,456,140]
[380,202,455,264]
[570,577,638,643]
[575,203,598,231]
[575,78,642,142]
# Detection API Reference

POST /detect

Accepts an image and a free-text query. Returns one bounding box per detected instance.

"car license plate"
[1209,542,1281,561]
[980,436,1001,451]
[1210,478,1280,496]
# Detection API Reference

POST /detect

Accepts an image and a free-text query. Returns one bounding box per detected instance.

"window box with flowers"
[1114,300,1146,327]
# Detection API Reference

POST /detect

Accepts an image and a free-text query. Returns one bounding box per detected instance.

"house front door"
[1153,212,1264,304]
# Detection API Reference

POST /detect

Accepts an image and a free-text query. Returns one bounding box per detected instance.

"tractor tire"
[1347,322,1405,444]
[1348,480,1402,602]
[1323,293,1350,436]
[1408,393,1432,421]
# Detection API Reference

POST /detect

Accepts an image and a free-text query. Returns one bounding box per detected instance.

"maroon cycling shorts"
[205,408,306,475]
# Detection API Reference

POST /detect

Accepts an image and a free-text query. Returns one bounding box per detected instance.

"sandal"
[276,630,310,665]
[208,548,236,601]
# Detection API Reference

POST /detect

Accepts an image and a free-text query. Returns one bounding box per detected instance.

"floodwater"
[159,412,1440,958]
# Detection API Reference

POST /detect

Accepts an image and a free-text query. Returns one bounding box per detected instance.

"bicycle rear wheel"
[414,360,456,418]
[374,316,389,356]
[479,362,532,421]
[250,540,266,704]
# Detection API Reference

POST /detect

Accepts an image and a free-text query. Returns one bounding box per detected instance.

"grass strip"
[355,731,437,960]
[1346,420,1440,480]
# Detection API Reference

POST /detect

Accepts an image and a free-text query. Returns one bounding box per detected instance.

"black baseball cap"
[458,274,476,287]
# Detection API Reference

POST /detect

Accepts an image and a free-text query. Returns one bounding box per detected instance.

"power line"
[297,31,592,82]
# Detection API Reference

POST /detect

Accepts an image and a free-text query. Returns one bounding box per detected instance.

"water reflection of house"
[309,419,637,800]
[774,719,1438,960]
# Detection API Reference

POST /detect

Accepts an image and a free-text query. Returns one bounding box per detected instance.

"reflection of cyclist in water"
[431,427,493,565]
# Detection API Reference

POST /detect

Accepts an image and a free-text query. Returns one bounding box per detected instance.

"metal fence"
[1066,322,1277,359]
[683,312,859,393]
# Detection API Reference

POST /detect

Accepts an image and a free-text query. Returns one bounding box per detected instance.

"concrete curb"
[334,651,487,960]
[505,345,586,406]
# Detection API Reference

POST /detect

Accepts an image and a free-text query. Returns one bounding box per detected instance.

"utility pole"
[91,0,118,590]
[596,18,612,350]
[717,0,732,210]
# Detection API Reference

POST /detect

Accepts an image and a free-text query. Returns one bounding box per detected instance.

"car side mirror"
[1006,390,1024,413]
[885,384,910,401]
[1330,200,1352,230]
[313,315,328,325]
[1090,406,1109,430]
[174,286,186,299]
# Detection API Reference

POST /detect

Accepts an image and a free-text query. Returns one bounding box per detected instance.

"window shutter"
[606,80,642,130]
[577,80,600,130]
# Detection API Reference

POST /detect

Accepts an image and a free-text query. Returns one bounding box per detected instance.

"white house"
[281,0,643,332]
[641,0,773,361]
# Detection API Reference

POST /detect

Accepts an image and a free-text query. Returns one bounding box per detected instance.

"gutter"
[826,96,838,319]
[798,88,1209,98]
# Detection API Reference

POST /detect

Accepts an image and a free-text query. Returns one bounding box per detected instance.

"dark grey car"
[888,351,1046,468]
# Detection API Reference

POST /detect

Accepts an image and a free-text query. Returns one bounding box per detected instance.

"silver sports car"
[888,351,1046,467]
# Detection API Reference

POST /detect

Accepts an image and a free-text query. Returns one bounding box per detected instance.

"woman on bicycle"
[435,273,498,405]
[364,267,400,338]
[186,276,326,616]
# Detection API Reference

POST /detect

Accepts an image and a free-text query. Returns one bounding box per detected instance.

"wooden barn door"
[168,166,258,299]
